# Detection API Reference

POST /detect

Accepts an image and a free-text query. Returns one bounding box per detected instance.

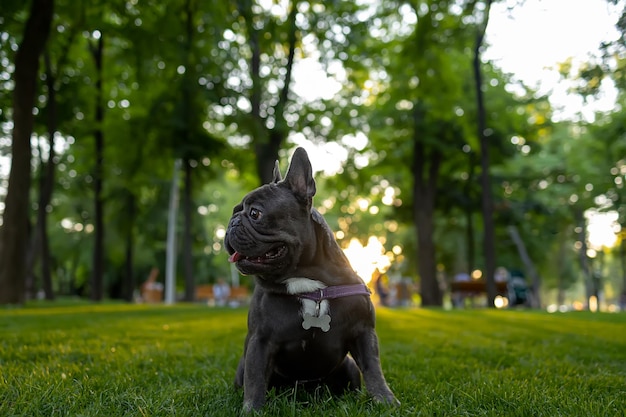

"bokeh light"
[343,236,392,284]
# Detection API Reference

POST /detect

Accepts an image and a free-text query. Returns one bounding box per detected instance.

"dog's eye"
[249,208,261,220]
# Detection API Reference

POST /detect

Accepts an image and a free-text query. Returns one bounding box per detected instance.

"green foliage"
[1,304,625,416]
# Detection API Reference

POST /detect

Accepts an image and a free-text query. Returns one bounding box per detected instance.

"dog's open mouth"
[228,245,287,264]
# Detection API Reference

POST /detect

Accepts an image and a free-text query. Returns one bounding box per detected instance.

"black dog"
[225,147,399,411]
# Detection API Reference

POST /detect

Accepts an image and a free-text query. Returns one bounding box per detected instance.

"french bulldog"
[224,147,399,411]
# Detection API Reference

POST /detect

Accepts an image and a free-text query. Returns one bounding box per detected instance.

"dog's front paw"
[374,392,401,407]
[243,399,264,413]
[242,393,267,413]
[378,393,401,407]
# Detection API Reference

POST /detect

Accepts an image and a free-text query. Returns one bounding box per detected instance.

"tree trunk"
[619,225,626,301]
[411,108,442,306]
[26,28,79,301]
[255,131,284,184]
[575,208,593,310]
[35,51,58,301]
[24,143,44,300]
[473,0,497,307]
[180,0,195,302]
[182,158,195,301]
[507,225,541,308]
[0,0,53,305]
[556,227,568,306]
[413,193,440,306]
[123,193,136,302]
[465,152,477,273]
[90,35,105,301]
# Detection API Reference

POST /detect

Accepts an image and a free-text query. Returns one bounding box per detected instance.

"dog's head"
[224,148,319,279]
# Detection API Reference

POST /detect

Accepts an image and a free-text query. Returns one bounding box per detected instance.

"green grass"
[1,304,625,417]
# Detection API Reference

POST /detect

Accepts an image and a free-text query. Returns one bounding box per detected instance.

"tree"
[227,0,299,184]
[331,0,488,306]
[473,0,497,307]
[575,0,626,301]
[88,32,105,301]
[175,0,227,301]
[25,51,61,301]
[0,0,54,304]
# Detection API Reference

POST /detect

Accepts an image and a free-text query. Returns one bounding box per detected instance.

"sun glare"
[586,210,620,249]
[342,237,393,284]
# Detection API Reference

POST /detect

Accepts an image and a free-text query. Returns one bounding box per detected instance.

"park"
[1,0,626,414]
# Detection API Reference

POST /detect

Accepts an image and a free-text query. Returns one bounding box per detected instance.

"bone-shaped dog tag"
[302,313,331,332]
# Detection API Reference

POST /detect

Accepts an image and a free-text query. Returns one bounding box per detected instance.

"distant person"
[373,269,390,307]
[141,267,163,303]
[213,278,231,307]
[452,271,470,308]
[508,270,529,307]
[396,278,413,307]
[494,267,509,282]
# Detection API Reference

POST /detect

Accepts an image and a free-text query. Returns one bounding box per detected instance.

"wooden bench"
[196,284,250,305]
[449,280,508,296]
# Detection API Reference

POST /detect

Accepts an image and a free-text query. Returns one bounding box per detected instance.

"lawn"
[1,302,625,416]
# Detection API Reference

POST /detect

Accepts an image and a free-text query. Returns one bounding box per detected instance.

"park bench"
[449,280,508,296]
[449,280,509,308]
[196,284,250,305]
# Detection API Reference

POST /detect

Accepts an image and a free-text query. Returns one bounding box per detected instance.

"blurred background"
[0,0,624,311]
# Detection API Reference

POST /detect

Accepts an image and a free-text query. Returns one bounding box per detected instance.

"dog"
[224,147,399,412]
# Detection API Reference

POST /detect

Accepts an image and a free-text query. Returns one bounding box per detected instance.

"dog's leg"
[350,329,400,406]
[242,335,275,411]
[234,356,245,388]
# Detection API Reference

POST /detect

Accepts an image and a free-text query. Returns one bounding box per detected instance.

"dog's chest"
[284,278,330,330]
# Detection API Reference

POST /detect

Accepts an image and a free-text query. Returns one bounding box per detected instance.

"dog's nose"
[230,216,241,227]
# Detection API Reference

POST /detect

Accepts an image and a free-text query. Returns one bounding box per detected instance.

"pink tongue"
[228,252,243,263]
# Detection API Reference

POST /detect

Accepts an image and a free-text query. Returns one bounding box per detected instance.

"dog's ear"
[272,160,282,183]
[283,147,316,202]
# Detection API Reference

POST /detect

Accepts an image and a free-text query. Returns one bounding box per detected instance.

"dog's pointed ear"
[283,147,316,202]
[272,160,282,183]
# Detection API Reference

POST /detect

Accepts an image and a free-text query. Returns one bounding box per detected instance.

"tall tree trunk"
[413,188,441,306]
[90,34,105,301]
[465,152,477,273]
[556,227,568,306]
[123,193,136,302]
[180,0,195,301]
[575,208,593,310]
[182,158,195,301]
[255,131,284,184]
[24,141,45,300]
[473,0,497,307]
[28,51,57,301]
[621,234,626,300]
[27,28,79,301]
[412,106,442,306]
[0,0,53,305]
